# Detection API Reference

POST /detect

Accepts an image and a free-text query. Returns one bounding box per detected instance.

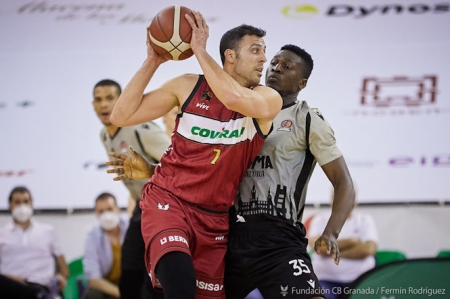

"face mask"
[98,211,120,231]
[12,204,33,223]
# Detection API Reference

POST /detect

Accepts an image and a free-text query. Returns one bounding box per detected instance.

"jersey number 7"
[211,149,221,165]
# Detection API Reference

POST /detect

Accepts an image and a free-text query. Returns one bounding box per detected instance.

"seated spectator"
[308,195,378,299]
[83,192,128,299]
[0,186,69,299]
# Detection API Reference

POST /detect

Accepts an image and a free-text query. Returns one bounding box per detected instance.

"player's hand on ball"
[146,25,170,65]
[185,10,209,54]
[106,146,153,181]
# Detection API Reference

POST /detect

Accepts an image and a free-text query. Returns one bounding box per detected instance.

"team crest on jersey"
[201,91,212,101]
[120,141,127,153]
[277,119,293,132]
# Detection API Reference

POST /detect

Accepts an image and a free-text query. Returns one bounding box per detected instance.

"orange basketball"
[148,6,194,61]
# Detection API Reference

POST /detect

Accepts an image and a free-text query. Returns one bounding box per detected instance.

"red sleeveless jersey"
[150,75,267,210]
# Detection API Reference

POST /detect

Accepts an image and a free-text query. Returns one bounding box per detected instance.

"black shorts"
[121,200,146,271]
[225,213,325,299]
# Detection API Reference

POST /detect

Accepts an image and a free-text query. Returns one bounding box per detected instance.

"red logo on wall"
[0,170,33,177]
[361,75,438,107]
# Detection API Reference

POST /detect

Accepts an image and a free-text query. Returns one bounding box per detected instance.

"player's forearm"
[111,59,160,127]
[194,48,249,108]
[322,181,355,239]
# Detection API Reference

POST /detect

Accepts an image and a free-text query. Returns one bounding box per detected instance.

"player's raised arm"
[110,26,179,127]
[185,12,282,132]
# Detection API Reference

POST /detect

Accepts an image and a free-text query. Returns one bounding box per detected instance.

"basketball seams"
[155,16,171,45]
[148,5,194,61]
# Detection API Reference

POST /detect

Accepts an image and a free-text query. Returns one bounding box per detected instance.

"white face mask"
[98,211,120,231]
[12,204,33,223]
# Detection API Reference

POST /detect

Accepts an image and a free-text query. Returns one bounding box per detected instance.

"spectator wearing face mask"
[83,192,128,299]
[0,186,69,299]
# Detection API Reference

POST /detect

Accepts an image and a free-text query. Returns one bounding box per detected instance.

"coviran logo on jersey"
[179,113,254,145]
[191,126,245,139]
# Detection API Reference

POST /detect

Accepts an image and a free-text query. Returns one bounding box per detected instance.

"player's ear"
[299,78,308,91]
[224,49,235,63]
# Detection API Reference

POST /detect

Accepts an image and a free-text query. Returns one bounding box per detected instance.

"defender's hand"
[314,234,340,265]
[106,146,153,181]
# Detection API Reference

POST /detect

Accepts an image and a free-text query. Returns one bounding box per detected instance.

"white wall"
[1,205,449,262]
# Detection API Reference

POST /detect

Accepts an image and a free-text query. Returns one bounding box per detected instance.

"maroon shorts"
[140,183,228,298]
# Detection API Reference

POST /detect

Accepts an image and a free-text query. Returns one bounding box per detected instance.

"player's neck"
[106,124,120,137]
[282,94,298,106]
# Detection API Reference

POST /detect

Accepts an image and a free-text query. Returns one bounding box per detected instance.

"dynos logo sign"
[282,3,450,19]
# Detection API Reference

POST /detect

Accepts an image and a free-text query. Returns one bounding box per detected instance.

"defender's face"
[265,50,305,96]
[234,35,267,87]
[92,86,120,126]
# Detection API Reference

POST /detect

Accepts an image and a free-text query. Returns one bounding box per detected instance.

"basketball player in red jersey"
[110,11,282,299]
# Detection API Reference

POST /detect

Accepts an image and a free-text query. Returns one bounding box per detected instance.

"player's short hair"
[220,24,266,64]
[8,186,32,203]
[93,79,122,96]
[280,44,314,79]
[95,192,117,206]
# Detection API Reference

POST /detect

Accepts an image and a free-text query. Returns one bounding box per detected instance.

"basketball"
[148,6,195,61]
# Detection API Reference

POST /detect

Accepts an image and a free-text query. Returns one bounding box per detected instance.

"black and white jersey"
[235,101,342,225]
